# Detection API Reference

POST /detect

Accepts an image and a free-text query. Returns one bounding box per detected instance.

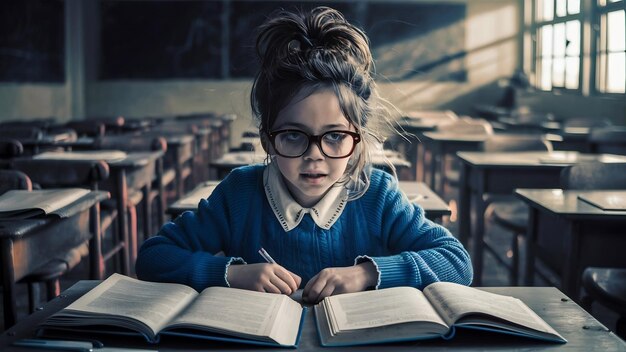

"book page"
[0,188,91,218]
[325,287,446,332]
[59,274,198,337]
[168,286,302,346]
[424,282,555,334]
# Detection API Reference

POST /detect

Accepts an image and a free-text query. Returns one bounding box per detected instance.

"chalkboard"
[0,0,65,83]
[228,1,359,78]
[99,1,466,81]
[100,1,223,79]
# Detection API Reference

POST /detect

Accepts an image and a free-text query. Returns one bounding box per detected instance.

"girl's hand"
[227,263,302,295]
[302,262,378,304]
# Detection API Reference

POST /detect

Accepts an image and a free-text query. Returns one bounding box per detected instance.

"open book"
[39,274,305,348]
[0,188,91,219]
[315,282,566,347]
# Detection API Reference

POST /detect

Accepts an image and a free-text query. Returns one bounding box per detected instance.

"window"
[531,0,582,91]
[526,0,626,95]
[596,0,626,93]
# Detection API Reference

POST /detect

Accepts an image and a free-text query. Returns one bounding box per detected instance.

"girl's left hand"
[302,261,377,304]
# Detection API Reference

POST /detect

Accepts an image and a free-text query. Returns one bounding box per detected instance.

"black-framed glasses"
[268,129,361,158]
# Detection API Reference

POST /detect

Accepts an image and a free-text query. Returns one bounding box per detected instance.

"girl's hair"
[251,6,397,199]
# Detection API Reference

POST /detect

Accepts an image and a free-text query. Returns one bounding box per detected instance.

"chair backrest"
[0,169,32,195]
[483,134,553,152]
[560,162,626,190]
[0,126,43,140]
[7,158,110,190]
[589,126,626,155]
[64,120,106,137]
[0,139,24,159]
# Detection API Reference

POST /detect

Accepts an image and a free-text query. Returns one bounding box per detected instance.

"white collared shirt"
[263,163,349,232]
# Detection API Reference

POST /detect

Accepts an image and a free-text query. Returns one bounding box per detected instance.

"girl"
[136,6,472,303]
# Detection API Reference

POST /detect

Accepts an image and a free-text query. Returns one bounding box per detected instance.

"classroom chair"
[0,139,24,159]
[559,162,626,338]
[481,134,553,285]
[581,267,626,339]
[0,169,87,314]
[589,126,626,155]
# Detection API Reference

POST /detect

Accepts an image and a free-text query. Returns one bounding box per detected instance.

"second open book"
[39,274,566,348]
[316,282,566,346]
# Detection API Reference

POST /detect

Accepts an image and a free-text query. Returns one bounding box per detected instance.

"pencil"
[258,247,276,264]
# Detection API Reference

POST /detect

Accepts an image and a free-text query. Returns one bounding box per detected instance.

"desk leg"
[89,202,104,280]
[562,222,582,300]
[458,163,471,247]
[156,158,165,229]
[1,239,17,328]
[116,170,131,276]
[524,207,539,286]
[426,145,436,190]
[471,171,487,286]
[141,185,151,244]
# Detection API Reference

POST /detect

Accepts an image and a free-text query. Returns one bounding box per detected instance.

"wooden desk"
[515,189,626,299]
[457,151,626,285]
[1,281,624,351]
[167,181,450,222]
[104,152,164,274]
[0,191,109,328]
[33,151,165,276]
[421,132,488,195]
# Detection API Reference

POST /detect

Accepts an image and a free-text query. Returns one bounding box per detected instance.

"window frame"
[594,0,626,95]
[525,0,626,97]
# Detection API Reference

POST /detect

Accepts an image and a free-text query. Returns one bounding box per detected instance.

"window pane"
[541,58,553,90]
[566,20,580,56]
[556,0,567,17]
[568,0,580,14]
[553,57,565,86]
[542,0,554,21]
[608,10,625,52]
[565,57,579,88]
[542,25,554,57]
[607,52,626,93]
[554,23,566,57]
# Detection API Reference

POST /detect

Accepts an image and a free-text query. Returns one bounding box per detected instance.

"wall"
[0,0,522,139]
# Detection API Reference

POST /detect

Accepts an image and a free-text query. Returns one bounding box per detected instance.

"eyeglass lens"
[273,130,355,157]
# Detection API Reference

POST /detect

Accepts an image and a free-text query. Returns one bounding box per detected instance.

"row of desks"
[456,151,626,295]
[167,180,452,222]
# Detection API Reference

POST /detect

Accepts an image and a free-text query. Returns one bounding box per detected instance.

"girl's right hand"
[226,263,301,295]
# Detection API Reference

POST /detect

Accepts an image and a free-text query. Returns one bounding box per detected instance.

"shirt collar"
[263,162,349,232]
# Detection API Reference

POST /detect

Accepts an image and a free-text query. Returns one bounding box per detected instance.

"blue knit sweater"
[136,165,472,292]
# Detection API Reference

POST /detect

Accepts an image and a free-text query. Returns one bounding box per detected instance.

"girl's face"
[270,89,354,208]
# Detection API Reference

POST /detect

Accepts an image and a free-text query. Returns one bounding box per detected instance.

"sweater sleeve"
[358,171,473,290]
[135,168,251,291]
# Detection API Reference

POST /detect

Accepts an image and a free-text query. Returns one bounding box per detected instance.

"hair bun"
[256,7,372,77]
